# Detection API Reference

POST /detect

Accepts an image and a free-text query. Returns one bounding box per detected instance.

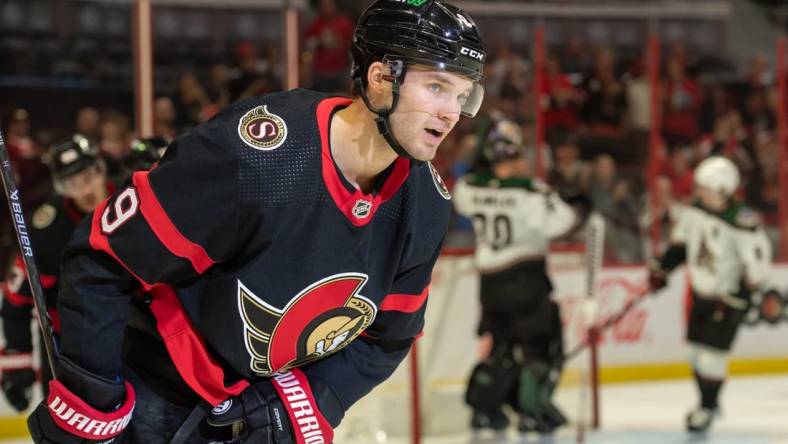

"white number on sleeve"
[101,187,140,234]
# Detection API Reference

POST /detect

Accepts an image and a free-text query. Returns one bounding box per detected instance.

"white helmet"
[694,156,740,195]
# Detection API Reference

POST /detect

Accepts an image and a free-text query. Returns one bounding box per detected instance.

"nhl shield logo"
[428,162,451,200]
[352,199,373,219]
[238,105,287,151]
[237,273,377,376]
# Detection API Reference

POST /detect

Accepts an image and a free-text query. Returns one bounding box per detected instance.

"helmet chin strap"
[355,60,417,161]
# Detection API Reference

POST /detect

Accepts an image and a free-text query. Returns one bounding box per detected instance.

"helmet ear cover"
[350,0,487,158]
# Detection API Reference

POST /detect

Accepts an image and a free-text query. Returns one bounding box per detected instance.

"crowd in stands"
[0,0,784,267]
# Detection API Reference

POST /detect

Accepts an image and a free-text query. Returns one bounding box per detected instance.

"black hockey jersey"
[0,193,99,351]
[57,90,452,426]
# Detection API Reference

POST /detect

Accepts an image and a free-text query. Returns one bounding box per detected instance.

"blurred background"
[1,0,788,442]
[1,0,787,267]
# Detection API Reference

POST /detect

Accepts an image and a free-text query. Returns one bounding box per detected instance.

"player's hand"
[1,366,35,412]
[648,261,668,292]
[202,369,333,444]
[27,357,134,444]
[0,349,35,412]
[478,332,493,359]
[201,381,294,444]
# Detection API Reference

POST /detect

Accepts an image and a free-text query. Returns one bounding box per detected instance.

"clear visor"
[384,56,485,118]
[461,82,484,117]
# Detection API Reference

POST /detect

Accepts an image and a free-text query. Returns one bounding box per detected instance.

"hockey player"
[454,118,577,434]
[122,136,168,177]
[0,134,112,412]
[649,156,772,432]
[27,1,486,442]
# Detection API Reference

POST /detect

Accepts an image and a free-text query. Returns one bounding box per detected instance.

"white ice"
[2,374,787,444]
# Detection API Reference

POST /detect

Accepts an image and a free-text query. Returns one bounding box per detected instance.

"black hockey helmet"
[125,137,168,172]
[482,118,524,165]
[46,134,99,180]
[351,0,486,158]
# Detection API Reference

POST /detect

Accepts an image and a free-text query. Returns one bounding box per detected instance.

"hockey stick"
[563,285,651,362]
[0,128,58,375]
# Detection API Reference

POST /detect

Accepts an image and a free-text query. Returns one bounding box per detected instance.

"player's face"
[695,185,727,211]
[61,164,108,212]
[493,157,529,179]
[389,66,474,161]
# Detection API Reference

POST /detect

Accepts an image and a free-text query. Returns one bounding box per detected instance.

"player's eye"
[427,83,443,94]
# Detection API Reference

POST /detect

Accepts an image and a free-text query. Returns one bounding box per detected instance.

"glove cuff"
[46,379,135,440]
[0,349,33,371]
[271,369,334,444]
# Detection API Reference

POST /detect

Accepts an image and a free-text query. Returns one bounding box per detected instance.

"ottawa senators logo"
[237,105,287,151]
[237,273,376,376]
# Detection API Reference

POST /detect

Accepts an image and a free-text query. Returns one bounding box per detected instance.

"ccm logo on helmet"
[460,46,484,62]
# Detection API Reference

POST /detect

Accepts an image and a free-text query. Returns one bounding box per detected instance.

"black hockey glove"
[0,349,35,412]
[27,357,135,444]
[201,381,294,444]
[201,369,333,444]
[648,260,668,293]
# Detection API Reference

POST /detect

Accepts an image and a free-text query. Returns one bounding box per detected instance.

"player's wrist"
[270,369,334,444]
[27,357,134,442]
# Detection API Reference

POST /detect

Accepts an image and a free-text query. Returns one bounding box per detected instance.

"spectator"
[588,154,642,263]
[228,41,276,102]
[660,147,695,203]
[153,96,178,140]
[485,41,529,98]
[662,55,702,145]
[542,53,581,132]
[580,47,628,131]
[304,0,354,93]
[98,110,131,184]
[74,106,101,145]
[547,134,590,199]
[559,36,592,77]
[206,63,231,110]
[172,71,210,130]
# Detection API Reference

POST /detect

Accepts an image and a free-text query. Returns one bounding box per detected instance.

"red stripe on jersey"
[48,307,61,334]
[89,199,154,291]
[3,286,32,306]
[133,171,216,274]
[10,255,57,289]
[148,284,249,405]
[316,97,411,227]
[40,272,57,290]
[379,286,429,313]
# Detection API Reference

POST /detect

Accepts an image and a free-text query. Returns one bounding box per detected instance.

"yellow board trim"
[0,415,29,439]
[1,357,787,439]
[557,357,788,387]
[597,356,788,385]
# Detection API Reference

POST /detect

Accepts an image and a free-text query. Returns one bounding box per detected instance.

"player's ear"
[366,61,390,106]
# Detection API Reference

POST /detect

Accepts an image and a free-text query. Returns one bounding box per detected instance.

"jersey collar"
[316,96,410,227]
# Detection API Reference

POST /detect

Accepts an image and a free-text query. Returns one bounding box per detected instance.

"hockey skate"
[517,412,553,434]
[686,406,717,432]
[470,408,510,432]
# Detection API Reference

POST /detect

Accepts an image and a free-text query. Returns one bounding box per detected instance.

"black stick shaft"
[0,129,58,375]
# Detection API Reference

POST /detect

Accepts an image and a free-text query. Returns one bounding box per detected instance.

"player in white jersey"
[454,118,577,434]
[649,156,772,433]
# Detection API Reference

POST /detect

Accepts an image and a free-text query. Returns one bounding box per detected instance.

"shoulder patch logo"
[428,162,451,200]
[33,204,56,229]
[737,207,761,228]
[238,105,287,151]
